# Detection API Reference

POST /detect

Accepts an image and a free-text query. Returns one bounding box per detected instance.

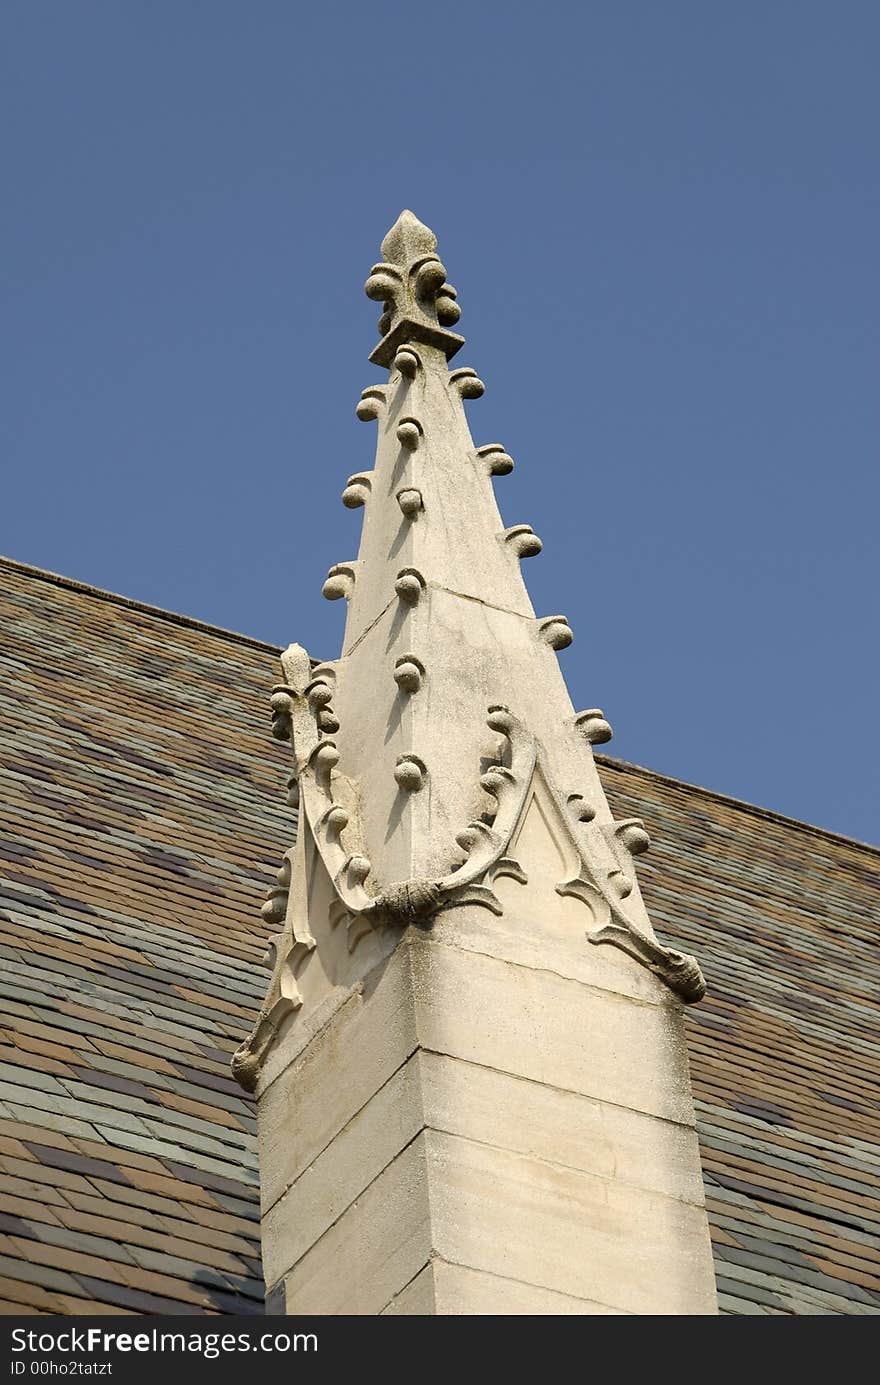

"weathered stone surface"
[258,943,417,1210]
[380,1259,634,1315]
[259,932,715,1313]
[424,1129,717,1316]
[428,1261,631,1315]
[411,933,697,1126]
[251,212,715,1315]
[418,1049,706,1205]
[277,1137,431,1316]
[261,1055,423,1283]
[2,549,877,1317]
[380,1262,436,1315]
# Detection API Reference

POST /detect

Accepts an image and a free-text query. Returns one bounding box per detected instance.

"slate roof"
[1,555,878,1316]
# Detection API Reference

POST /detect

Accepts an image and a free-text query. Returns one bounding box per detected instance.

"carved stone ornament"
[396,416,423,451]
[393,654,424,693]
[556,814,705,1003]
[394,567,425,604]
[356,385,386,421]
[538,615,574,650]
[574,708,613,745]
[396,487,423,516]
[449,366,485,399]
[393,345,421,379]
[503,524,543,559]
[365,210,466,367]
[234,662,704,1090]
[341,473,373,508]
[476,442,514,476]
[322,562,357,601]
[231,831,316,1094]
[234,210,706,1095]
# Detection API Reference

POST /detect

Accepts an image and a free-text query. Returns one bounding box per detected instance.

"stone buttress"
[234,212,718,1316]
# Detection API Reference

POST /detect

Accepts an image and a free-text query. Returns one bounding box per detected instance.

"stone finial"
[239,215,716,1321]
[365,210,466,368]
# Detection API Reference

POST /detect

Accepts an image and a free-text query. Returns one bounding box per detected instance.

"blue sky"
[2,3,877,842]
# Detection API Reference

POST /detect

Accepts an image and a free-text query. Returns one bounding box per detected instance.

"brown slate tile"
[0,1045,79,1081]
[0,1114,91,1150]
[0,1274,63,1313]
[52,1295,131,1315]
[21,1143,135,1188]
[6,1237,134,1288]
[2,558,877,1320]
[90,1038,177,1073]
[121,1166,221,1208]
[0,1136,30,1160]
[6,1031,96,1064]
[70,1138,167,1176]
[152,1087,248,1132]
[83,1176,213,1222]
[152,1211,258,1259]
[0,1156,101,1198]
[70,1275,201,1315]
[0,1172,69,1205]
[187,1201,263,1240]
[52,1206,252,1276]
[114,1263,222,1309]
[0,1193,63,1227]
[58,1189,165,1231]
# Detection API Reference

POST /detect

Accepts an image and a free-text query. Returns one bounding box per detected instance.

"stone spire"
[236,213,716,1317]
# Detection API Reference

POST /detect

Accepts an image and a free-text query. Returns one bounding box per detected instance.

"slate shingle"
[0,559,277,1314]
[1,555,877,1316]
[601,755,880,1316]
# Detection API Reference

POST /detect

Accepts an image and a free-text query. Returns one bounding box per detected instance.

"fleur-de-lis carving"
[365,211,466,367]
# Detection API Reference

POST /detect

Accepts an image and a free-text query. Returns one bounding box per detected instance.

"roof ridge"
[0,553,280,655]
[3,553,874,857]
[596,752,880,858]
